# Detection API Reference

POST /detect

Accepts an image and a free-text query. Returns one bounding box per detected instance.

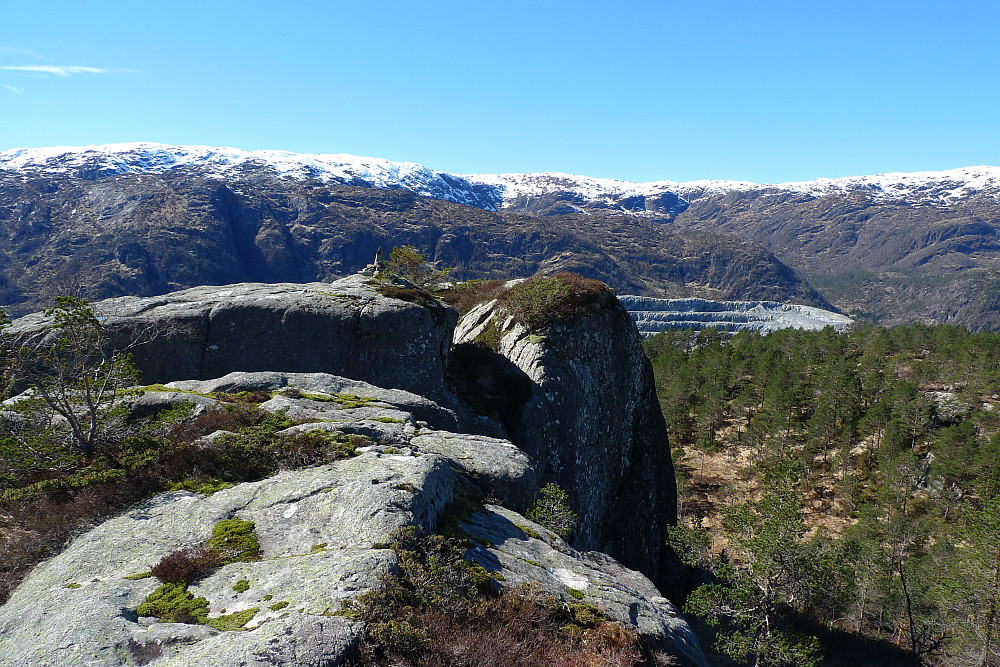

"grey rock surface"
[410,432,537,511]
[462,505,708,667]
[0,451,458,667]
[454,297,678,594]
[620,295,853,336]
[164,371,479,434]
[9,275,458,404]
[0,445,705,666]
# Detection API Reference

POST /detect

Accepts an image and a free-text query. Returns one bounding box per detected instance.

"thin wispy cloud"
[0,65,139,77]
[4,84,23,94]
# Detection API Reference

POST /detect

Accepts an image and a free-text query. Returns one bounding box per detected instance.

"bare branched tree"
[8,296,178,458]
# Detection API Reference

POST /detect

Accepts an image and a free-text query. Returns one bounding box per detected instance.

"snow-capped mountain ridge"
[0,143,503,210]
[2,143,998,212]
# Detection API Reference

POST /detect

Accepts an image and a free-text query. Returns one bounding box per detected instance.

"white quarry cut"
[620,296,853,337]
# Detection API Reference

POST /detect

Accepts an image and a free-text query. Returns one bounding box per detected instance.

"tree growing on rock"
[10,296,142,457]
[527,483,579,541]
[382,245,451,289]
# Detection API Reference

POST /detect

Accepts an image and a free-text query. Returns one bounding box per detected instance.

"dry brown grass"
[348,590,676,667]
[437,279,508,315]
[676,420,863,555]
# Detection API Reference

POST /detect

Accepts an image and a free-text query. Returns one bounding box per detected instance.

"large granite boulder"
[0,452,456,667]
[454,295,679,594]
[8,275,457,405]
[0,274,704,664]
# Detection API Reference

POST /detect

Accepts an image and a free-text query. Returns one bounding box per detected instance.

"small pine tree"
[527,483,579,541]
[383,245,450,289]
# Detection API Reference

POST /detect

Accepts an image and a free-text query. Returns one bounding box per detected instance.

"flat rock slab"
[0,451,458,667]
[165,371,476,434]
[461,505,708,667]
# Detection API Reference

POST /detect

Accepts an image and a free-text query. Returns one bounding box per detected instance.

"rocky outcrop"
[462,506,705,667]
[0,270,708,664]
[453,296,678,594]
[8,275,459,408]
[0,370,707,666]
[621,296,853,336]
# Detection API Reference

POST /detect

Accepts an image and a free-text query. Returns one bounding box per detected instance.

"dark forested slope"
[0,167,826,315]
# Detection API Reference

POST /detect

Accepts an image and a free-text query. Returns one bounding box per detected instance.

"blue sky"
[1,0,998,183]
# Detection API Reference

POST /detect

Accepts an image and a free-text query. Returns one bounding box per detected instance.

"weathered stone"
[9,276,458,405]
[410,431,537,511]
[0,452,458,667]
[278,421,414,447]
[455,296,679,594]
[461,505,707,667]
[127,390,219,421]
[0,447,705,666]
[258,392,414,426]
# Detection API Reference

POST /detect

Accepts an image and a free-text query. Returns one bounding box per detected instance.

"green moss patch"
[207,607,258,631]
[514,523,541,539]
[137,582,211,624]
[136,581,258,631]
[372,416,404,424]
[269,600,290,611]
[169,478,234,495]
[233,579,250,593]
[207,518,261,564]
[291,390,378,409]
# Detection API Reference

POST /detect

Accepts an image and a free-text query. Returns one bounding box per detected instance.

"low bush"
[214,390,273,405]
[151,545,221,584]
[341,527,669,666]
[149,517,259,586]
[376,285,440,308]
[498,272,615,331]
[438,279,507,315]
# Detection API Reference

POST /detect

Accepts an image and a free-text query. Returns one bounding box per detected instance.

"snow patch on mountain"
[2,143,998,212]
[464,171,686,213]
[0,143,501,210]
[675,167,1000,206]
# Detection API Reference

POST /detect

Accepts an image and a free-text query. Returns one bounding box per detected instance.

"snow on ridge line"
[674,166,1000,203]
[463,171,685,201]
[2,143,999,207]
[0,143,499,210]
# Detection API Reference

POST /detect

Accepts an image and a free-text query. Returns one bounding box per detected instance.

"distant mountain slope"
[0,160,825,316]
[4,143,998,327]
[669,181,1000,328]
